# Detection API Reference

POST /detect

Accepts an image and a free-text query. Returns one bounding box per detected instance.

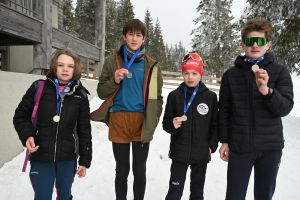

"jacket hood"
[234,52,275,70]
[177,81,209,95]
[46,74,90,95]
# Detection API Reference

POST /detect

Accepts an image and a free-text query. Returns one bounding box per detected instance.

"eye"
[68,65,74,68]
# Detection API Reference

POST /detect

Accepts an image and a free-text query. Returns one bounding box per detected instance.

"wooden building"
[0,0,105,76]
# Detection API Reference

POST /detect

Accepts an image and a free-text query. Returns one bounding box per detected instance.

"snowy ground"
[1,75,299,199]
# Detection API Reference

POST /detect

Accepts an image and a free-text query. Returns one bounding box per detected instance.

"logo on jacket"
[197,103,209,115]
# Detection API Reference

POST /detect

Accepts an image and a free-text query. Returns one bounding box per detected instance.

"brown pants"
[109,111,144,143]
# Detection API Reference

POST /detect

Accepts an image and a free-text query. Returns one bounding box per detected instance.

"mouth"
[62,74,69,77]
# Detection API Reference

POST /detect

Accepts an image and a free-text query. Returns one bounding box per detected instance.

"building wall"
[0,71,98,167]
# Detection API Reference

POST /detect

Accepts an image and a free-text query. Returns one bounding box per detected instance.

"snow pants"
[165,161,207,200]
[112,142,150,200]
[29,160,77,200]
[225,150,282,200]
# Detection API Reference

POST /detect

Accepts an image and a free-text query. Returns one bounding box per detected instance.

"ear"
[122,34,126,41]
[266,41,272,50]
[142,36,146,43]
[240,41,244,48]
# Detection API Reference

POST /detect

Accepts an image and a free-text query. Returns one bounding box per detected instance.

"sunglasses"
[244,37,269,47]
[182,53,202,62]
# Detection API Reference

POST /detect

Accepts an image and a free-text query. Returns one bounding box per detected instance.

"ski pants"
[165,161,207,200]
[29,160,77,200]
[112,141,150,200]
[225,150,282,200]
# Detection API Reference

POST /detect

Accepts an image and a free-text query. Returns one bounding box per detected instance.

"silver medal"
[127,72,132,78]
[252,64,259,71]
[53,115,60,122]
[182,115,187,121]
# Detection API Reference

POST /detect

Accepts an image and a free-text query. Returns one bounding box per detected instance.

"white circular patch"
[197,103,209,115]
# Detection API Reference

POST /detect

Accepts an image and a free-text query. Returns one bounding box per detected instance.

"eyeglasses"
[182,52,202,62]
[244,37,269,47]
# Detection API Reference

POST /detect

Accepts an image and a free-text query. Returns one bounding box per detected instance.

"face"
[182,70,202,87]
[240,31,272,60]
[122,31,145,52]
[56,54,75,84]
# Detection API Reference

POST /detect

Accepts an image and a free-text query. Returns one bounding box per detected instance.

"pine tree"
[191,0,240,77]
[63,0,77,36]
[151,18,167,67]
[75,0,95,44]
[237,0,300,74]
[143,9,154,55]
[105,0,120,55]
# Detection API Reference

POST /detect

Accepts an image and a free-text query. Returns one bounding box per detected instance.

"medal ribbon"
[184,84,199,115]
[246,55,264,65]
[123,45,141,70]
[54,78,73,114]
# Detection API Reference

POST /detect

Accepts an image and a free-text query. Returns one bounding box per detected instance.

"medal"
[127,72,132,78]
[53,115,60,122]
[182,115,187,121]
[252,64,259,71]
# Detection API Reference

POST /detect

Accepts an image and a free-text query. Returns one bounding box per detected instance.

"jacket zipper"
[249,72,254,152]
[54,97,64,162]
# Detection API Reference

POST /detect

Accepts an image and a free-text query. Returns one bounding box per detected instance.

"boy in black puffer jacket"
[219,18,293,200]
[163,52,218,200]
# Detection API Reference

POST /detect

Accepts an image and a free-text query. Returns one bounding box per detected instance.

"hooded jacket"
[13,74,92,168]
[219,53,294,153]
[90,45,163,143]
[163,82,219,164]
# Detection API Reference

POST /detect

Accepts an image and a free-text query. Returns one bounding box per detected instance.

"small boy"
[90,19,163,199]
[219,18,294,199]
[163,52,218,200]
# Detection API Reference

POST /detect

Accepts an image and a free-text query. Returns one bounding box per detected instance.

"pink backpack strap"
[22,80,45,172]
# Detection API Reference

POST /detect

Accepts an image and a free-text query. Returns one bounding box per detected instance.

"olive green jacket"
[90,49,163,143]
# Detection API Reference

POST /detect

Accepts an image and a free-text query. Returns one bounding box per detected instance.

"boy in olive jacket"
[91,19,163,199]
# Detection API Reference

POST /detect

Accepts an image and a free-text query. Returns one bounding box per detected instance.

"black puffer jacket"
[163,82,218,164]
[219,53,294,153]
[13,74,92,168]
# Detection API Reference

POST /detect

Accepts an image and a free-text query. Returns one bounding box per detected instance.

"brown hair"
[122,19,147,39]
[241,18,274,41]
[49,49,82,80]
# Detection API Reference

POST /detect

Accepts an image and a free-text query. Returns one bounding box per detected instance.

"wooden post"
[95,0,106,77]
[33,0,52,69]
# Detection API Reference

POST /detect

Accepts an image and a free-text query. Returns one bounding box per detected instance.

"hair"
[122,19,147,39]
[241,18,274,41]
[49,49,82,80]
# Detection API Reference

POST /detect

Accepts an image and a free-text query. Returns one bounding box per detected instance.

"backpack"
[22,80,45,172]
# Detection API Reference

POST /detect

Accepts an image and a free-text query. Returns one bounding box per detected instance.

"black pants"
[165,161,207,200]
[226,150,282,200]
[112,142,150,200]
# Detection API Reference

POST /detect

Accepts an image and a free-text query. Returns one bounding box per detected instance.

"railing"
[28,68,48,75]
[162,71,221,92]
[0,0,38,18]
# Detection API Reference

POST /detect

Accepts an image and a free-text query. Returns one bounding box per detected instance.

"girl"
[13,49,92,200]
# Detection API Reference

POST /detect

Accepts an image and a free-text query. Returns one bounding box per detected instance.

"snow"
[1,75,299,199]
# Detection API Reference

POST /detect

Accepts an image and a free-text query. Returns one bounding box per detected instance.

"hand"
[114,68,129,84]
[173,117,183,129]
[76,166,87,178]
[254,69,269,95]
[26,136,39,153]
[219,143,230,162]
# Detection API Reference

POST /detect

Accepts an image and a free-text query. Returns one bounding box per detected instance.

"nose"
[252,42,258,47]
[63,66,68,71]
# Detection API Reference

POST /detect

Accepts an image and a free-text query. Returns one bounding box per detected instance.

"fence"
[162,71,221,92]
